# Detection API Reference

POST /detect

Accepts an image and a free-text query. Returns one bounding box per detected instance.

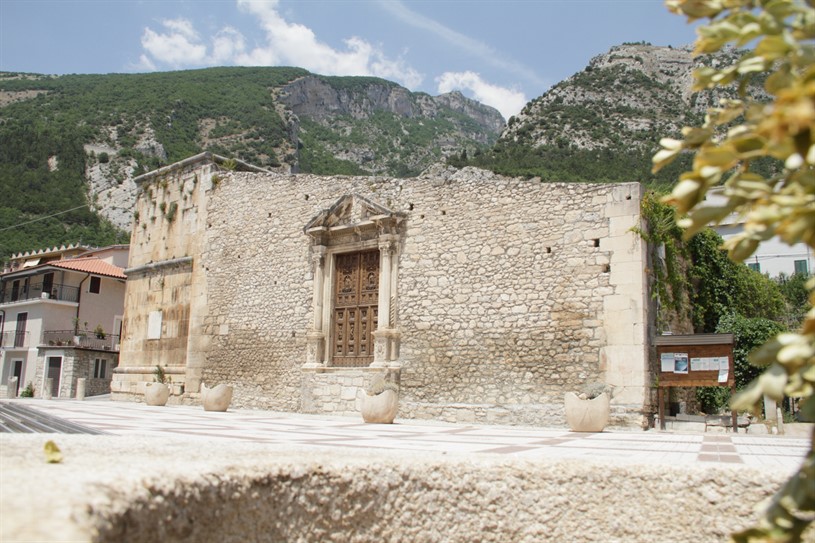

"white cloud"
[140,18,208,68]
[211,27,247,65]
[235,0,422,87]
[136,1,422,88]
[436,72,527,120]
[133,54,156,72]
[379,0,547,90]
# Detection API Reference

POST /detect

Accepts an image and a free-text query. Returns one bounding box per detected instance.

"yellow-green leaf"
[44,440,62,464]
[669,0,725,20]
[695,146,739,169]
[755,35,793,58]
[777,340,815,364]
[652,148,682,173]
[680,205,735,237]
[664,178,704,213]
[750,336,786,367]
[766,67,794,94]
[681,126,714,146]
[738,22,765,46]
[758,363,789,400]
[723,235,760,261]
[731,379,765,411]
[737,56,769,74]
[731,135,767,156]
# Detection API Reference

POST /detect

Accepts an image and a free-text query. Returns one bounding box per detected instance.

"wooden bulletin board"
[654,333,736,431]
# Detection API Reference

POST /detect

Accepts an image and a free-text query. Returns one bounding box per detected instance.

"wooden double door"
[332,250,379,366]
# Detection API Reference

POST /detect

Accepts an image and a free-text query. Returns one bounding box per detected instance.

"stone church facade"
[112,153,651,428]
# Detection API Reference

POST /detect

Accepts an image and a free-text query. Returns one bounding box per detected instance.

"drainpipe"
[75,273,91,334]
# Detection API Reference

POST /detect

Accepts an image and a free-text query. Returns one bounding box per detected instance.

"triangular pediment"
[304,194,396,232]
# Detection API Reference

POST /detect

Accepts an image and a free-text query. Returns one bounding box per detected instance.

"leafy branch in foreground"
[655,1,815,541]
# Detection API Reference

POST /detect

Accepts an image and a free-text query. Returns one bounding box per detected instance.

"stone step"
[0,401,107,434]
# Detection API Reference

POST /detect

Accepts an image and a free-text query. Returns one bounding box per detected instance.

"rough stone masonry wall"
[2,435,806,543]
[300,369,385,414]
[34,348,115,398]
[200,167,647,426]
[67,349,118,397]
[114,158,213,400]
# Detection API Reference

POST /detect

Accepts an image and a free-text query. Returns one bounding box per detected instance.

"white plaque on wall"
[147,310,162,340]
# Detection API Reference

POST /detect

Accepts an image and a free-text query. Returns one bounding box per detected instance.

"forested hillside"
[0,68,503,260]
[0,43,779,263]
[0,112,129,257]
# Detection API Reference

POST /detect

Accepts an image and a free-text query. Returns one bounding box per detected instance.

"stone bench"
[705,414,751,432]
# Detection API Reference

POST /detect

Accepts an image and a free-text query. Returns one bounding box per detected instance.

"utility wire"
[0,204,89,233]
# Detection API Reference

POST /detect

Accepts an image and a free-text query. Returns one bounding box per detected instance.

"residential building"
[707,189,813,277]
[0,244,127,398]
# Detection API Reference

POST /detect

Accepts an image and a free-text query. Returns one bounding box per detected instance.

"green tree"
[718,313,789,391]
[688,228,786,332]
[777,272,812,328]
[698,313,787,413]
[654,1,815,540]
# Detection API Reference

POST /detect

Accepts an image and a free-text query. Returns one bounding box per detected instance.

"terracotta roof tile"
[50,258,126,279]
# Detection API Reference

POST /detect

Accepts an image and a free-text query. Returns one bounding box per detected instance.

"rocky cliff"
[278,75,503,177]
[501,44,757,152]
[502,44,698,152]
[459,43,759,184]
[280,75,504,133]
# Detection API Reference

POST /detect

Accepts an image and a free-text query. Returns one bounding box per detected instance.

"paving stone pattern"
[11,399,808,473]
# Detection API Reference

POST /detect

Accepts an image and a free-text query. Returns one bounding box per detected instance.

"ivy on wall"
[635,191,692,333]
[639,191,788,335]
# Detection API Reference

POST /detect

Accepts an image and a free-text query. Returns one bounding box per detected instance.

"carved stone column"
[304,246,326,368]
[372,236,398,367]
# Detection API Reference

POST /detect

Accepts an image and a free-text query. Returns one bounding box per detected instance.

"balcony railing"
[41,330,120,351]
[0,330,29,348]
[0,282,79,305]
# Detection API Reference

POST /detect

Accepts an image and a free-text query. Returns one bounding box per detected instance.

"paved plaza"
[2,397,809,473]
[2,398,814,542]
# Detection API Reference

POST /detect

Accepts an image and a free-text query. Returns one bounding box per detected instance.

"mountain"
[280,76,504,177]
[0,44,767,263]
[0,67,504,259]
[453,43,758,186]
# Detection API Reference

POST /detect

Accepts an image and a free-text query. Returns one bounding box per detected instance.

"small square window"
[794,259,809,275]
[89,276,101,294]
[747,262,760,272]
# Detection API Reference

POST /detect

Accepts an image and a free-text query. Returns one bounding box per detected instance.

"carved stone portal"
[304,194,403,368]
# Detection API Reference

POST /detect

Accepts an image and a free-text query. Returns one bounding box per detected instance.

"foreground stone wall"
[2,435,807,543]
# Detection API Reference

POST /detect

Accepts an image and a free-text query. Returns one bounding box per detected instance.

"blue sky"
[0,1,698,119]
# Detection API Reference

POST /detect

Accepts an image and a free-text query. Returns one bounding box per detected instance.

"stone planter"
[144,382,170,406]
[201,383,233,412]
[565,392,609,432]
[361,390,398,424]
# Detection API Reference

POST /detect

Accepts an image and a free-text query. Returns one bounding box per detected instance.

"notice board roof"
[654,333,734,347]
